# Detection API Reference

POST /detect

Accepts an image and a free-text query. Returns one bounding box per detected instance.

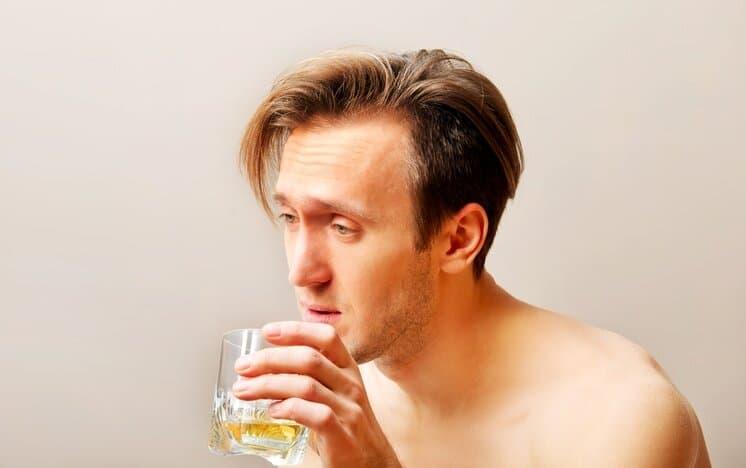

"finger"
[232,373,343,413]
[267,397,345,438]
[261,321,354,368]
[234,345,354,393]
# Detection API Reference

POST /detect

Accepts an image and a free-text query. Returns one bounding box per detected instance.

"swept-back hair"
[240,47,524,278]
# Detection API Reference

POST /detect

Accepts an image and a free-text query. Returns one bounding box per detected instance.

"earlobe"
[441,257,467,274]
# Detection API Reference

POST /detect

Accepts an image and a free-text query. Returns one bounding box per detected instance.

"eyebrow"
[272,192,380,224]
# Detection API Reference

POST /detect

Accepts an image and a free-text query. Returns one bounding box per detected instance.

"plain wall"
[1,0,744,466]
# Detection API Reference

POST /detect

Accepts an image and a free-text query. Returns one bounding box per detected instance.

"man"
[230,48,711,467]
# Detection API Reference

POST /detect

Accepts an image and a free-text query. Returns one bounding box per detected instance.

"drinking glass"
[208,328,311,465]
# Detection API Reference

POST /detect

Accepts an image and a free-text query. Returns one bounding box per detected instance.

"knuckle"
[300,378,318,399]
[348,384,364,404]
[318,405,336,427]
[347,405,365,430]
[302,348,322,371]
[284,398,299,416]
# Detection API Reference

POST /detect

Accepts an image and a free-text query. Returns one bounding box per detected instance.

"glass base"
[208,396,310,466]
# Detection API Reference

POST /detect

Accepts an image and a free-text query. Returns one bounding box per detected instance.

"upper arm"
[578,376,702,468]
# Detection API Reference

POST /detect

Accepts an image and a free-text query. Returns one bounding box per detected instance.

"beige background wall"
[1,1,743,466]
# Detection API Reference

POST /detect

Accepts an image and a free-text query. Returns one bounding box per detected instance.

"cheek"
[283,234,291,268]
[339,241,418,305]
[343,232,411,275]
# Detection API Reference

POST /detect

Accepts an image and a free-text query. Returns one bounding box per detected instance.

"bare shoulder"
[531,313,710,467]
[571,367,708,467]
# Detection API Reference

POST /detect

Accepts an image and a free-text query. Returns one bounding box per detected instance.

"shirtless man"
[231,48,711,467]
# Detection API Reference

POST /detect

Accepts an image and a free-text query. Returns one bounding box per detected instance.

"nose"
[287,227,332,287]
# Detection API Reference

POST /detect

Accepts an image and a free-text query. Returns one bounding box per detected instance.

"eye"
[332,223,355,236]
[277,213,298,224]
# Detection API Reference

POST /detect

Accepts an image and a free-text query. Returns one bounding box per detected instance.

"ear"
[438,203,488,275]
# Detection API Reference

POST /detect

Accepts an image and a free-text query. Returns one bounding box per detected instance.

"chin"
[347,340,382,365]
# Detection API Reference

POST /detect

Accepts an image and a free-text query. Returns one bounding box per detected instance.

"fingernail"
[263,323,281,338]
[235,356,252,372]
[268,402,282,417]
[233,379,251,393]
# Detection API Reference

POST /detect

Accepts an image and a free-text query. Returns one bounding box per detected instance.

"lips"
[309,307,339,314]
[301,301,340,313]
[301,301,342,324]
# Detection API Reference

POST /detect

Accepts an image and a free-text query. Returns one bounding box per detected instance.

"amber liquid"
[208,393,309,465]
[224,419,305,448]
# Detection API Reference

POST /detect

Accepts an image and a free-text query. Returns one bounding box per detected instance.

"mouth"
[301,303,343,324]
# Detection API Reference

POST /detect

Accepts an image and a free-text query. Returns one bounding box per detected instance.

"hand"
[232,321,402,468]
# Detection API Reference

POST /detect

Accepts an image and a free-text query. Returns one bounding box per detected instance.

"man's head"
[240,48,523,364]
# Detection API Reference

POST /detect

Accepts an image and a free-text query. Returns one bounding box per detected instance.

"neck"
[370,270,525,422]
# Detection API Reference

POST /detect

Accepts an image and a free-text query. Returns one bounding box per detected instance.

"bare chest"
[373,401,552,468]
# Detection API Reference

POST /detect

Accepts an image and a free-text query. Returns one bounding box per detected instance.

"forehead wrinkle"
[287,139,366,158]
[281,147,367,182]
[283,126,376,168]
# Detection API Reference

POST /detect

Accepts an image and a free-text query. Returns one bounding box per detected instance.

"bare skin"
[361,284,712,467]
[244,113,711,467]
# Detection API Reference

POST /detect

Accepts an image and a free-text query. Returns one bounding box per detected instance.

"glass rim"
[220,328,275,352]
[221,327,263,338]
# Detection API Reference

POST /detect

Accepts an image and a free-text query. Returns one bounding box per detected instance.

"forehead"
[274,115,412,221]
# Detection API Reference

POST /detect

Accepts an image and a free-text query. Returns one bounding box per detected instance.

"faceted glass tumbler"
[208,328,310,466]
